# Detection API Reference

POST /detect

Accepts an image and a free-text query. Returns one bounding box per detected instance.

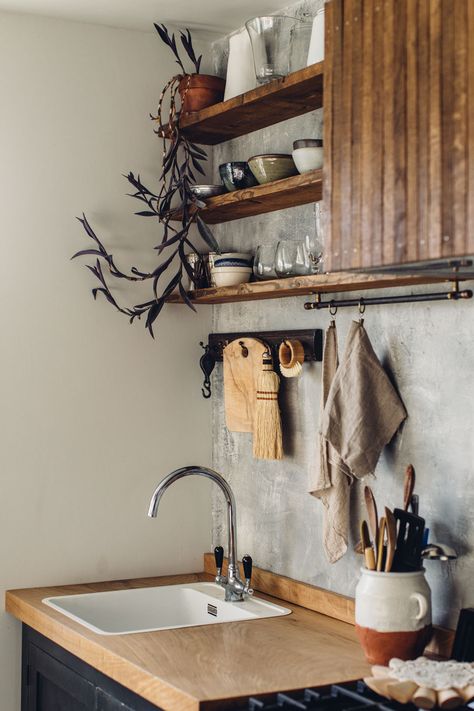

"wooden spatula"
[403,464,416,511]
[376,517,386,571]
[384,506,397,572]
[364,486,379,559]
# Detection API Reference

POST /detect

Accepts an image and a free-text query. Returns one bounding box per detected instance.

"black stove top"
[232,681,474,711]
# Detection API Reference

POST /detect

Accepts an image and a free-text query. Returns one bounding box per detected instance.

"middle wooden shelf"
[171,169,322,225]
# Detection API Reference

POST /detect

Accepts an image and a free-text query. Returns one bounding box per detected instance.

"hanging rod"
[304,287,473,310]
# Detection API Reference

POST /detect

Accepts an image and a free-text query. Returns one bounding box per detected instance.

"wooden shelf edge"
[167,271,471,306]
[170,170,323,225]
[159,62,324,145]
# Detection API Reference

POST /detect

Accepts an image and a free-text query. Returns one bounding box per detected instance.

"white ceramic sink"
[43,582,291,635]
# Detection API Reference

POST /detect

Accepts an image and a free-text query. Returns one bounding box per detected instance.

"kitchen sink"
[42,582,291,635]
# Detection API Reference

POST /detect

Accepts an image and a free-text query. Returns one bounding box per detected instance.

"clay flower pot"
[355,568,432,665]
[179,74,225,113]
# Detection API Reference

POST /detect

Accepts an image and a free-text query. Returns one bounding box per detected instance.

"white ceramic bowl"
[292,146,323,173]
[211,267,252,287]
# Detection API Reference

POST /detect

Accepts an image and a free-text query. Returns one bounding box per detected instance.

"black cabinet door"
[97,688,135,711]
[22,626,163,711]
[26,643,96,711]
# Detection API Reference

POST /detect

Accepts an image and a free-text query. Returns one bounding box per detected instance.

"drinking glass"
[253,244,278,280]
[289,22,313,74]
[246,16,301,84]
[275,240,299,277]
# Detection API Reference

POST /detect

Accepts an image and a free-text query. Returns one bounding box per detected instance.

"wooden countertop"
[6,569,371,711]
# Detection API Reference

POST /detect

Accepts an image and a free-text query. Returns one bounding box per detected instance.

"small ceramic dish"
[292,139,323,173]
[219,162,258,192]
[189,184,226,199]
[248,154,297,184]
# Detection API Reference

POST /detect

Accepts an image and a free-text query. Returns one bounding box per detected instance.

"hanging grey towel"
[310,321,352,563]
[321,320,407,479]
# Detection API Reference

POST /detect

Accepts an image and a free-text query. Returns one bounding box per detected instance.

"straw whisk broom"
[253,349,283,460]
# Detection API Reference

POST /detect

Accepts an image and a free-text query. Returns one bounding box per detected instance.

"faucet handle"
[214,545,224,576]
[242,554,253,590]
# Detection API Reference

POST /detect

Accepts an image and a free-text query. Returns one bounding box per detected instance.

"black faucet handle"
[214,545,224,574]
[242,554,253,583]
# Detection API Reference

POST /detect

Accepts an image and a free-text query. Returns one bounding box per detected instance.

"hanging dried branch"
[73,25,220,338]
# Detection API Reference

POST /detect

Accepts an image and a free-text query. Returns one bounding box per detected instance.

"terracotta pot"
[179,74,225,113]
[355,568,432,665]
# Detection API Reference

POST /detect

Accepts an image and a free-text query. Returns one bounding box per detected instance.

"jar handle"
[410,592,428,621]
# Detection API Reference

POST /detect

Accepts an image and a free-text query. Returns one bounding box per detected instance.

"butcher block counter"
[6,556,371,711]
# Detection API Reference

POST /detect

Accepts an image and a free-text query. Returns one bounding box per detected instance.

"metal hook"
[358,297,365,323]
[329,301,338,317]
[199,341,216,399]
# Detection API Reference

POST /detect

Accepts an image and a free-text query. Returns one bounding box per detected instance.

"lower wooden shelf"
[167,271,467,305]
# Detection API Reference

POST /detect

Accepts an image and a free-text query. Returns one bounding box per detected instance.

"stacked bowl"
[211,252,253,287]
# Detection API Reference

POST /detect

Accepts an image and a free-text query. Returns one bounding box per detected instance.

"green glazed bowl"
[248,154,298,185]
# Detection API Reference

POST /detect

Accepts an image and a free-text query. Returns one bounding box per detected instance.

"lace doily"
[389,657,474,691]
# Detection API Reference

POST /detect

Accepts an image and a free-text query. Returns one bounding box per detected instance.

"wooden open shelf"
[162,62,324,145]
[167,271,466,305]
[171,170,322,224]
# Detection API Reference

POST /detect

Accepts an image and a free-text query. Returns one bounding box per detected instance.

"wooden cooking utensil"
[223,338,267,432]
[384,507,397,572]
[364,486,379,559]
[403,464,416,511]
[376,517,386,571]
[360,520,376,570]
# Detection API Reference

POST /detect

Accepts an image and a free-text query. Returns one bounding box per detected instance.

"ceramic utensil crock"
[355,568,432,665]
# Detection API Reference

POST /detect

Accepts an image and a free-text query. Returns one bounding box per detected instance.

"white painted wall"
[0,12,212,710]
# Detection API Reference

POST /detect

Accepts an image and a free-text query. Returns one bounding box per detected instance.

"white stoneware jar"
[307,8,325,65]
[355,568,432,665]
[224,29,256,101]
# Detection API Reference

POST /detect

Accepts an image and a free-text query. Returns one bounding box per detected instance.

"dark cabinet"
[22,626,161,711]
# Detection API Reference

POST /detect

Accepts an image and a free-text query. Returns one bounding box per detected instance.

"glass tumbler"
[253,244,278,280]
[275,240,299,277]
[289,22,313,74]
[246,16,301,84]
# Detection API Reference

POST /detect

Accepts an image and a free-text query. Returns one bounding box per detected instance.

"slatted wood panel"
[324,0,474,271]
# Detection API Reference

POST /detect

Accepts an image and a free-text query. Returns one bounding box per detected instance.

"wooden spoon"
[376,517,387,571]
[403,464,416,511]
[384,506,397,572]
[364,485,379,559]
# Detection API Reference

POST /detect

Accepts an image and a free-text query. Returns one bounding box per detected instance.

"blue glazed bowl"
[219,162,258,192]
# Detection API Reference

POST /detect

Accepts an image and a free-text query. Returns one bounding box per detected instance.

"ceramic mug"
[355,568,432,665]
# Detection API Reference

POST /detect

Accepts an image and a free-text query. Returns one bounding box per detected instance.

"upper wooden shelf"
[167,271,467,306]
[173,62,324,145]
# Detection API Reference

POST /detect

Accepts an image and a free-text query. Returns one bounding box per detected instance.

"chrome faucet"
[148,466,253,602]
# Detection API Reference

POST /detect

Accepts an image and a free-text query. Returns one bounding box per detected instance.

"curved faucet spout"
[147,466,244,600]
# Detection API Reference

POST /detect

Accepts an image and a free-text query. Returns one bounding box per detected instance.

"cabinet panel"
[324,0,474,270]
[26,644,95,711]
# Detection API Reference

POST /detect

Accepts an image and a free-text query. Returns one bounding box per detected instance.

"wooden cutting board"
[223,338,267,432]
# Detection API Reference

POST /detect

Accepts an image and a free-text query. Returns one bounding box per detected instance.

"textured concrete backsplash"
[210,0,474,628]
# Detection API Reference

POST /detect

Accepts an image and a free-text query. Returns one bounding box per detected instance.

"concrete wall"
[210,0,474,630]
[0,13,212,710]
